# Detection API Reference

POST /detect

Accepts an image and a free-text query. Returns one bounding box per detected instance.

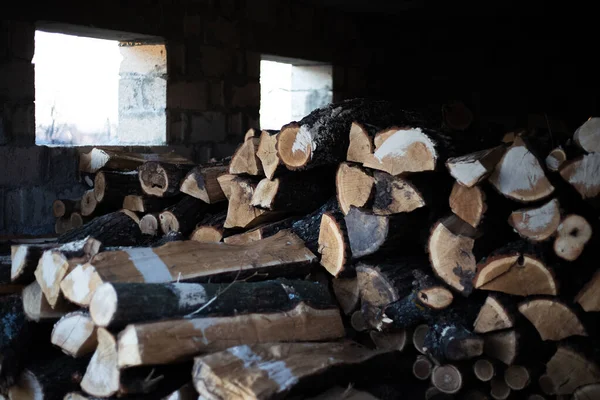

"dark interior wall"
[1,1,598,235]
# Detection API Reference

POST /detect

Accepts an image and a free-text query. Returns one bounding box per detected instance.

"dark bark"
[91,279,336,328]
[0,295,32,393]
[57,211,143,247]
[122,194,181,213]
[15,356,91,399]
[180,161,229,204]
[95,171,143,204]
[424,321,484,362]
[139,162,193,197]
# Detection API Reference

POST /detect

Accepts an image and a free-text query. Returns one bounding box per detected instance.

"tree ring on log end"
[277,124,312,169]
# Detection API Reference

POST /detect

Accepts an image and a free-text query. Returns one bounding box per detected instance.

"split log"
[252,168,334,213]
[192,342,386,400]
[356,261,412,309]
[445,146,505,187]
[57,211,144,247]
[424,322,484,361]
[428,215,477,295]
[413,355,433,380]
[0,295,31,392]
[546,146,567,171]
[60,230,316,306]
[122,195,178,213]
[219,175,283,229]
[508,198,561,242]
[559,153,600,199]
[573,117,600,153]
[573,383,600,400]
[575,269,600,311]
[332,277,360,315]
[490,377,511,400]
[544,346,600,395]
[431,365,463,394]
[449,183,486,228]
[413,324,429,354]
[229,137,263,176]
[53,199,81,218]
[138,161,192,197]
[318,211,350,277]
[347,206,428,260]
[489,137,554,202]
[34,237,102,307]
[79,148,192,173]
[276,99,402,171]
[8,356,89,400]
[11,242,56,284]
[370,330,407,352]
[139,214,159,236]
[180,163,228,204]
[518,298,587,341]
[94,171,142,204]
[118,302,344,367]
[442,100,473,131]
[362,127,440,175]
[335,162,374,215]
[51,311,97,357]
[372,171,426,215]
[159,196,209,235]
[22,281,75,322]
[473,295,515,333]
[473,359,495,382]
[474,244,558,296]
[256,130,282,179]
[483,329,518,365]
[347,122,376,164]
[553,214,592,261]
[89,279,331,328]
[81,328,189,398]
[504,365,531,391]
[189,211,226,243]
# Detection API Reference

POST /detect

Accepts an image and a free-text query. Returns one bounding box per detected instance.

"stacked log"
[1,99,599,399]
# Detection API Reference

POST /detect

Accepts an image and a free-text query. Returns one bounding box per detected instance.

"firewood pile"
[3,98,600,399]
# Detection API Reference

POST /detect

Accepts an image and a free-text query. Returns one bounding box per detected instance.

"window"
[260,57,332,130]
[33,29,167,146]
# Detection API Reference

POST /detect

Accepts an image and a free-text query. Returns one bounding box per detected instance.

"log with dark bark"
[94,171,142,204]
[252,168,334,213]
[53,199,81,218]
[449,183,486,228]
[123,194,179,213]
[34,237,102,307]
[79,148,192,173]
[518,298,587,341]
[573,117,600,153]
[159,195,209,235]
[473,295,515,334]
[180,163,228,204]
[335,162,374,215]
[51,311,97,357]
[229,137,263,176]
[424,321,484,361]
[256,130,282,179]
[139,213,160,236]
[445,146,505,187]
[189,211,227,243]
[428,214,477,295]
[372,171,426,215]
[276,99,411,171]
[508,198,561,242]
[474,243,558,296]
[138,161,192,197]
[8,356,90,400]
[60,230,316,306]
[89,279,332,328]
[10,243,57,284]
[57,210,144,247]
[0,295,32,393]
[22,281,76,322]
[117,301,345,368]
[489,137,554,202]
[192,342,389,400]
[553,214,592,261]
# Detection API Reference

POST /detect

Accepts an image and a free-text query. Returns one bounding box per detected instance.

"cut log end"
[370,330,407,352]
[51,311,97,357]
[94,172,107,202]
[484,329,518,365]
[508,199,561,242]
[277,124,312,169]
[122,195,144,212]
[449,183,486,228]
[573,117,600,153]
[190,226,223,243]
[573,383,600,400]
[413,324,429,354]
[336,163,374,215]
[256,130,280,180]
[372,172,425,215]
[546,147,567,171]
[81,190,97,217]
[504,365,530,391]
[473,295,514,334]
[545,346,600,395]
[81,328,119,397]
[560,153,600,199]
[89,283,118,327]
[250,178,279,210]
[490,378,511,400]
[518,298,587,341]
[347,122,373,164]
[473,359,494,382]
[138,162,174,197]
[446,146,505,188]
[229,138,263,176]
[53,200,66,218]
[413,355,433,380]
[318,213,348,277]
[159,211,179,234]
[417,286,453,310]
[331,278,359,315]
[431,365,463,394]
[139,214,159,236]
[554,214,592,261]
[575,270,600,312]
